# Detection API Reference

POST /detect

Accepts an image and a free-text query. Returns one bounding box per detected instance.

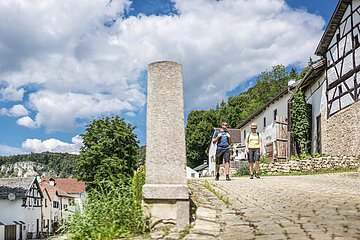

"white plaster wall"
[186,167,199,179]
[0,199,26,224]
[208,141,217,176]
[0,198,41,239]
[305,73,326,154]
[0,226,4,240]
[239,92,292,151]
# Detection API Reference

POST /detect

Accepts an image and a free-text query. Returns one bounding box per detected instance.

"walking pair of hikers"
[212,122,262,180]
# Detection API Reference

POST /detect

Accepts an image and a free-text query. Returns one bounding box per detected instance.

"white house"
[237,84,296,162]
[41,178,86,213]
[186,167,200,179]
[40,182,75,234]
[208,128,242,176]
[0,177,43,240]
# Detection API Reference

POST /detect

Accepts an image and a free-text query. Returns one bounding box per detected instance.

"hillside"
[0,152,79,178]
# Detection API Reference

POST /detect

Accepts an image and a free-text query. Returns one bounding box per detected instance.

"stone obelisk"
[143,61,189,229]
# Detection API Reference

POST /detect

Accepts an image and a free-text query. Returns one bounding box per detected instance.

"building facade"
[314,0,360,156]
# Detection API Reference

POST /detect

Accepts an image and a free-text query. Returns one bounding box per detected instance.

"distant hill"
[0,152,79,178]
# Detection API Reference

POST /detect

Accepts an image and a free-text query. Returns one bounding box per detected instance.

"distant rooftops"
[41,178,85,194]
[0,178,36,198]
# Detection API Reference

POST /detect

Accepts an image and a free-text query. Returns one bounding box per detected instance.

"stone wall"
[321,100,360,156]
[260,156,359,174]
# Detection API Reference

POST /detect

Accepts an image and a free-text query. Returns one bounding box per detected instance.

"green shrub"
[260,155,269,164]
[234,162,250,176]
[68,176,147,240]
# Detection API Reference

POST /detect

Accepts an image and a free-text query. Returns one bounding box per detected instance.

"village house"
[41,178,86,213]
[0,177,43,240]
[310,0,360,156]
[237,84,297,162]
[40,181,75,234]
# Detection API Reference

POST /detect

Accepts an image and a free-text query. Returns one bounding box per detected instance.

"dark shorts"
[216,148,230,165]
[248,148,260,163]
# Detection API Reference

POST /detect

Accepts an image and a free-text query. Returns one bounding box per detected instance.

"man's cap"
[250,122,257,128]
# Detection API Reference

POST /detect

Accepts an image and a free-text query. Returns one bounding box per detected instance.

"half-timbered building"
[315,0,360,156]
[0,177,43,240]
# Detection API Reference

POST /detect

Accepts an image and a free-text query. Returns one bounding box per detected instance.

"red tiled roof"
[41,178,85,194]
[40,182,74,200]
[214,128,242,143]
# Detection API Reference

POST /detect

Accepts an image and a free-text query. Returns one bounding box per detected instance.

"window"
[354,35,360,48]
[338,85,343,95]
[22,198,27,207]
[45,199,47,207]
[243,130,246,139]
[53,201,59,208]
[336,33,340,42]
[63,204,68,210]
[273,109,278,121]
[191,173,195,178]
[263,117,266,128]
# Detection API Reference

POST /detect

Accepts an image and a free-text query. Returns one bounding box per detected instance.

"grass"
[203,180,231,205]
[67,168,147,240]
[179,224,193,239]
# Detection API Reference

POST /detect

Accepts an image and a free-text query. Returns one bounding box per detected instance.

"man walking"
[213,122,232,181]
[245,122,262,179]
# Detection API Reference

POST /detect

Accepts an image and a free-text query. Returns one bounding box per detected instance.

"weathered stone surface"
[321,100,360,156]
[143,61,189,229]
[260,156,360,174]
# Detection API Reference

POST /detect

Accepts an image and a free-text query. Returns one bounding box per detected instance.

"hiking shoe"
[215,173,220,181]
[226,175,231,181]
[250,174,254,179]
[255,173,260,179]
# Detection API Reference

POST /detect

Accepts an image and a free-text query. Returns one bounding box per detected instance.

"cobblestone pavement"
[185,172,360,240]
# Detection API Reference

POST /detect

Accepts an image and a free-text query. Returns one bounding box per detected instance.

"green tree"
[76,116,139,188]
[186,110,218,168]
[291,90,311,154]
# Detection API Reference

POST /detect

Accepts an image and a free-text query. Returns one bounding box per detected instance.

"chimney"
[49,178,55,186]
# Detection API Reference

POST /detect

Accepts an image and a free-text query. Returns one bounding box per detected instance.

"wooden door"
[5,225,16,240]
[275,116,288,162]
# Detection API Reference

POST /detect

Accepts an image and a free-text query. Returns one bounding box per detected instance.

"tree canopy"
[75,116,139,188]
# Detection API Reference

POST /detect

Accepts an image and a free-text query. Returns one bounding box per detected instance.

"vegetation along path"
[186,172,360,240]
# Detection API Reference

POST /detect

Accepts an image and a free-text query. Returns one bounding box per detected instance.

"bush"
[234,162,250,176]
[68,176,147,240]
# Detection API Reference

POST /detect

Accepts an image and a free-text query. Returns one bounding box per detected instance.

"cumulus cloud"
[22,135,83,154]
[16,116,38,129]
[0,0,325,132]
[0,104,29,117]
[0,85,25,101]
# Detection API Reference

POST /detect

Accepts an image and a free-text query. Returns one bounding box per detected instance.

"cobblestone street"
[186,172,360,240]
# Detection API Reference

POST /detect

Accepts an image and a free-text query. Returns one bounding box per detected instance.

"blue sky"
[0,0,338,155]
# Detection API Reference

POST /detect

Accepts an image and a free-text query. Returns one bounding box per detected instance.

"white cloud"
[0,0,325,132]
[22,135,83,154]
[0,104,29,117]
[0,86,25,101]
[16,116,38,129]
[0,144,26,156]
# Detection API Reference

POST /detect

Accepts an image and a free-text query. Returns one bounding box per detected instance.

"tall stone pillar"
[143,61,189,229]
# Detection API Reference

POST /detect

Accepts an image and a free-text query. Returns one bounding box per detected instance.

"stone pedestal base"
[143,184,189,229]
